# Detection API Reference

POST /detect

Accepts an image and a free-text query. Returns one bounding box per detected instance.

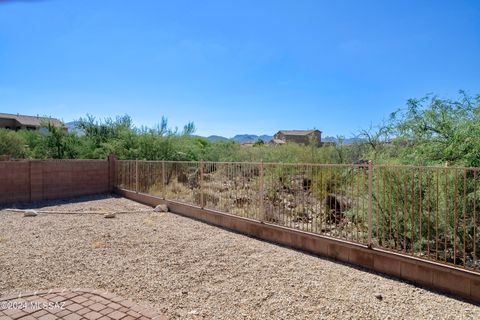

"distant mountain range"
[207,134,273,143]
[322,136,364,145]
[206,135,229,142]
[65,121,363,145]
[66,121,77,131]
[66,121,85,135]
[206,134,363,144]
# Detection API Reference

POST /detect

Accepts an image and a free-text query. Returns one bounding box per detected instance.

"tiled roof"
[0,113,64,127]
[277,130,321,136]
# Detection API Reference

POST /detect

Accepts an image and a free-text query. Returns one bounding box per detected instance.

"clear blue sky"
[1,0,479,137]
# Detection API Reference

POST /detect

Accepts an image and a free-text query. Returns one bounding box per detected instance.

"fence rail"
[115,160,480,273]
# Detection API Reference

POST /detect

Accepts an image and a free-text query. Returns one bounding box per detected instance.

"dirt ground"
[0,194,478,319]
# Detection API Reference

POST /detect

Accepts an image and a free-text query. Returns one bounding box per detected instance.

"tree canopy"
[1,92,479,166]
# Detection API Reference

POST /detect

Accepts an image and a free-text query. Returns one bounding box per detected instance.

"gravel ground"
[0,194,478,319]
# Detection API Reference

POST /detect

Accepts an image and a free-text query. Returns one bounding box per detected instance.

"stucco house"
[0,113,65,131]
[273,129,321,146]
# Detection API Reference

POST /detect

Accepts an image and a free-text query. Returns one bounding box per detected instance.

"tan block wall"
[0,159,113,204]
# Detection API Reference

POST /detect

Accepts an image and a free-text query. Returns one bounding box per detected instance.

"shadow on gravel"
[0,193,120,210]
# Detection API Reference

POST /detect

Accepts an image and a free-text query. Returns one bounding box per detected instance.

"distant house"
[273,129,321,146]
[0,113,65,131]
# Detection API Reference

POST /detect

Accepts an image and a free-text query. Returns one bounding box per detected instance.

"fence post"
[135,159,139,194]
[259,160,264,221]
[200,160,204,208]
[162,161,166,200]
[107,154,117,192]
[368,160,373,248]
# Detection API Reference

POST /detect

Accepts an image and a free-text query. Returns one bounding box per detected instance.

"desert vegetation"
[1,92,479,168]
[2,92,480,269]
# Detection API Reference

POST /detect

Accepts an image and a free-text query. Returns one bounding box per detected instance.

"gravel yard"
[0,195,478,319]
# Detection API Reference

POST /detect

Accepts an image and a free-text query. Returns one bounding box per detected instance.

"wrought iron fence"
[115,160,480,272]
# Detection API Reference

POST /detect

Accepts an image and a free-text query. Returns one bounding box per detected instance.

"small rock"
[375,293,383,301]
[23,210,38,217]
[188,310,199,315]
[104,213,116,219]
[154,204,168,212]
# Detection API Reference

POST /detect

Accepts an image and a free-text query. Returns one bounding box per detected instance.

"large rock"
[104,212,116,219]
[23,210,38,217]
[322,194,352,221]
[154,204,168,212]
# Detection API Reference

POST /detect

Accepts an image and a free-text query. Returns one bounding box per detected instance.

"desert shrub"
[374,92,480,167]
[13,124,81,159]
[204,141,241,162]
[0,129,26,158]
[372,166,480,266]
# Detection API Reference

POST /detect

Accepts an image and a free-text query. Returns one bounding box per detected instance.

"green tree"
[385,92,480,166]
[0,129,26,158]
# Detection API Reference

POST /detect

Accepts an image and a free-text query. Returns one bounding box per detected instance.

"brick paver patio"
[0,289,165,320]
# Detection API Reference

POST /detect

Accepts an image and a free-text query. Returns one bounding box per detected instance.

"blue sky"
[0,0,479,137]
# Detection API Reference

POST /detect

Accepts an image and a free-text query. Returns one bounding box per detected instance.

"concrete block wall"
[0,161,30,203]
[39,160,109,200]
[0,158,114,204]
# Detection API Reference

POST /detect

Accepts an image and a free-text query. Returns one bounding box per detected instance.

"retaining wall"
[116,188,480,304]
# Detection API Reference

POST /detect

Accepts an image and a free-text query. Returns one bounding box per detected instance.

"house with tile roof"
[0,113,65,131]
[273,129,321,146]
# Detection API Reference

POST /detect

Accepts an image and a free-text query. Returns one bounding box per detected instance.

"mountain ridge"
[206,134,273,143]
[206,134,363,144]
